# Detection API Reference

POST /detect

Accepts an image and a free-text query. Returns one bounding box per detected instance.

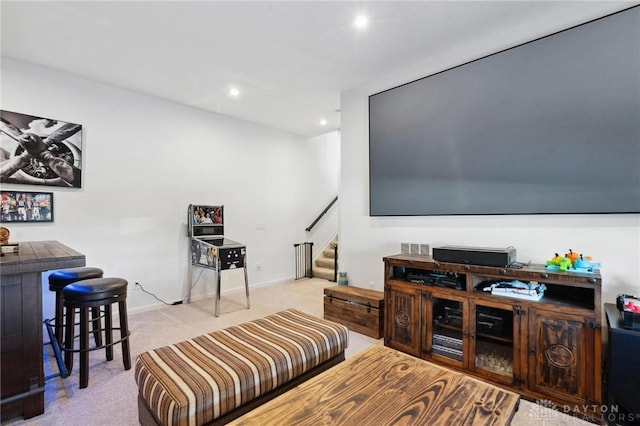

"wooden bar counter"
[0,241,85,421]
[230,344,520,425]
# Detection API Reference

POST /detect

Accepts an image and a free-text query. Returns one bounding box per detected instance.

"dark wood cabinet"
[1,271,44,419]
[420,291,468,369]
[528,309,592,404]
[0,241,85,422]
[469,298,525,387]
[384,254,602,412]
[384,281,420,356]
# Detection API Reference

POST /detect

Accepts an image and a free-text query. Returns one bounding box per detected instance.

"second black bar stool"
[63,277,131,389]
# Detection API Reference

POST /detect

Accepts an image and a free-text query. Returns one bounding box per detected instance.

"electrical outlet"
[368,281,375,289]
[134,282,142,290]
[256,263,262,272]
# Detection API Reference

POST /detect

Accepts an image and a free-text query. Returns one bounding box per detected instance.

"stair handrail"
[333,242,338,282]
[305,195,338,232]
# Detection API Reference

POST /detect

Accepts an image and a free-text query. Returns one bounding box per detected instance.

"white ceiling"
[1,1,636,138]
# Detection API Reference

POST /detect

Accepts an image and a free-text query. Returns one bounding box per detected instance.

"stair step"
[315,257,335,268]
[322,248,336,259]
[313,266,335,281]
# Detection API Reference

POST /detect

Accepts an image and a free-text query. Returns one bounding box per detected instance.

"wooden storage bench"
[324,285,384,338]
[134,309,349,426]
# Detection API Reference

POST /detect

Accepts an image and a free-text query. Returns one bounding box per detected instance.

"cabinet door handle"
[499,269,507,275]
[530,347,536,354]
[540,273,549,279]
[588,278,596,284]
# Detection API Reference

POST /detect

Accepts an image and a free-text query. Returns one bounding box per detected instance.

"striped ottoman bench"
[135,309,349,426]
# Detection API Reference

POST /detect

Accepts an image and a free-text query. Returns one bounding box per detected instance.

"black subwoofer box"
[432,245,516,267]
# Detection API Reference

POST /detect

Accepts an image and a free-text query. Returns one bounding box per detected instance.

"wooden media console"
[383,254,602,416]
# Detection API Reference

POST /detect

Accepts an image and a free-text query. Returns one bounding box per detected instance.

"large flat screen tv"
[369,6,639,216]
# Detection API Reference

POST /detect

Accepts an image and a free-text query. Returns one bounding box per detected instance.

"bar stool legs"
[118,299,131,370]
[78,307,90,389]
[53,287,65,346]
[62,277,131,389]
[102,298,131,368]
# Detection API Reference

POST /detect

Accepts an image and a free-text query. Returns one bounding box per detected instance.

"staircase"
[312,239,337,281]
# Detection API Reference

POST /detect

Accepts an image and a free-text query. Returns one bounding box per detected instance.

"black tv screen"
[369,6,640,216]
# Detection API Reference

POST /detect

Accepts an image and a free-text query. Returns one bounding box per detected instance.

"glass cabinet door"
[430,296,465,365]
[472,302,515,381]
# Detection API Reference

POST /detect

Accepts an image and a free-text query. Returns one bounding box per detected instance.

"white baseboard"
[127,277,298,315]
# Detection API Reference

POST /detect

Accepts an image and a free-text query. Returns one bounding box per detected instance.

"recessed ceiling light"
[229,87,240,97]
[319,119,327,126]
[353,15,368,29]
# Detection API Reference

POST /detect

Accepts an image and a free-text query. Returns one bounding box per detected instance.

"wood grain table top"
[230,344,520,426]
[0,240,85,275]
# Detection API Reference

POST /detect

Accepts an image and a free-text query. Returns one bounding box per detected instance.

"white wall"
[1,58,339,312]
[339,4,640,310]
[303,131,340,256]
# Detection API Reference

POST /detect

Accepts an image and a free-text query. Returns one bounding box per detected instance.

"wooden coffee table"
[229,344,520,425]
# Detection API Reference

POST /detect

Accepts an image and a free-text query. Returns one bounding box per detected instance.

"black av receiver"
[405,268,464,290]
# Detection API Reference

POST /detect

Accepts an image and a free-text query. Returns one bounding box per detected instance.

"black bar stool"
[48,267,104,345]
[62,277,131,389]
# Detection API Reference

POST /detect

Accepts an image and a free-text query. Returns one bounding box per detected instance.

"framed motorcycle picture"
[0,110,82,188]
